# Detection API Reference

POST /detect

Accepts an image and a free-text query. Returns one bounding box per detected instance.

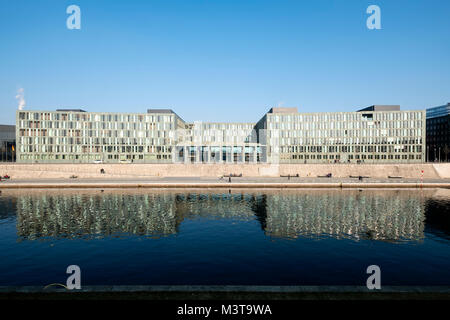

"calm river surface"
[0,188,449,286]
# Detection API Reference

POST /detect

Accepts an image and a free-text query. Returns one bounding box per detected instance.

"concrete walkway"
[1,177,450,189]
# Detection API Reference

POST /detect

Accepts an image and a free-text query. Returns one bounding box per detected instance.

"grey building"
[15,105,426,164]
[0,124,16,162]
[256,105,425,164]
[426,103,450,162]
[16,109,183,163]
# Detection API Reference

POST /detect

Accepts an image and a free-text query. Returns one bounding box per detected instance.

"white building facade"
[15,105,425,164]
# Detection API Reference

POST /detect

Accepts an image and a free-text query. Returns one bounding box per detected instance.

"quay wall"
[0,163,449,179]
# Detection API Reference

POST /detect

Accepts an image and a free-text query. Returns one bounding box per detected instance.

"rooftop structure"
[56,109,87,112]
[268,107,299,114]
[357,105,400,112]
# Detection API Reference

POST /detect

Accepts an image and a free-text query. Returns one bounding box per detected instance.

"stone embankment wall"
[0,163,449,179]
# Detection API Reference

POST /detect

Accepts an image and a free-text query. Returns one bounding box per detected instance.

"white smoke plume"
[15,88,25,110]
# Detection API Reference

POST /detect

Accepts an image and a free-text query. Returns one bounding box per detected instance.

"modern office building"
[256,105,425,164]
[15,105,426,164]
[16,109,183,163]
[0,124,16,162]
[426,103,450,162]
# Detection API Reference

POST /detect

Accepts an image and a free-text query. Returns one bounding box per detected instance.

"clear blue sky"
[0,0,449,124]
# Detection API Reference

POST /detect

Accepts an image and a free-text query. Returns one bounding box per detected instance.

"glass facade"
[172,122,263,163]
[426,103,450,162]
[0,124,16,162]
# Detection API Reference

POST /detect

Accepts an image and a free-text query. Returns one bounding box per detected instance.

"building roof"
[357,105,400,112]
[147,109,185,123]
[426,103,450,119]
[56,109,87,112]
[147,109,177,114]
[0,124,15,131]
[268,107,298,113]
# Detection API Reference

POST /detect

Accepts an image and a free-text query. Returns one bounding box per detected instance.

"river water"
[0,188,449,286]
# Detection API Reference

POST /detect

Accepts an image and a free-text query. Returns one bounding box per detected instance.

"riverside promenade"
[1,163,450,189]
[1,176,450,189]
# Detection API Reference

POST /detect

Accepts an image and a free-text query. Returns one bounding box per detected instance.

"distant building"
[15,105,425,163]
[0,124,16,162]
[426,103,450,162]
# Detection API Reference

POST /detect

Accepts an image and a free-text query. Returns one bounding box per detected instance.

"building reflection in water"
[16,193,179,239]
[11,189,445,242]
[423,190,450,241]
[264,191,425,241]
[15,192,262,240]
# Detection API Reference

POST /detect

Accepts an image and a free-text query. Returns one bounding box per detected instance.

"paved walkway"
[1,176,450,189]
